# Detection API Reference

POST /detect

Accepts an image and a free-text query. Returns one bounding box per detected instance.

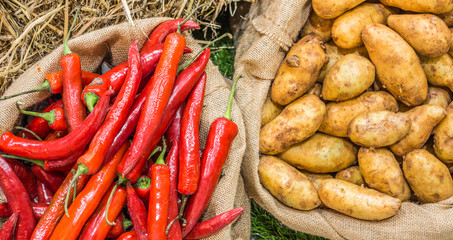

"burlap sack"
[0,18,250,239]
[234,0,453,239]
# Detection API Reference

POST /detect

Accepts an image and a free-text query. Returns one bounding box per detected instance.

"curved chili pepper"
[185,207,245,239]
[181,75,241,237]
[166,105,184,147]
[0,212,18,240]
[0,155,36,240]
[79,185,127,240]
[31,165,65,193]
[44,130,67,140]
[37,180,54,204]
[4,158,38,201]
[135,175,151,204]
[49,142,129,240]
[0,89,113,160]
[148,141,171,240]
[30,165,90,240]
[17,103,68,131]
[19,100,63,140]
[164,139,182,239]
[107,213,132,239]
[117,231,137,240]
[141,19,199,53]
[0,202,48,220]
[127,182,148,240]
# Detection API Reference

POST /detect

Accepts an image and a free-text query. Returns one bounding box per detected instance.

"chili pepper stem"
[17,102,56,125]
[0,81,51,100]
[0,154,45,167]
[105,183,119,226]
[166,195,188,234]
[123,218,133,231]
[155,137,167,165]
[223,75,244,120]
[63,6,81,55]
[84,92,100,112]
[176,3,209,34]
[13,126,43,141]
[65,164,89,216]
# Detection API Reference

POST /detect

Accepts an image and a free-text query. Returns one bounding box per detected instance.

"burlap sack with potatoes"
[0,18,250,239]
[234,0,453,239]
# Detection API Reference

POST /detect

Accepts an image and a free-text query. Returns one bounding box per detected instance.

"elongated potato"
[259,156,321,210]
[279,133,357,173]
[380,0,453,14]
[439,10,453,27]
[358,148,411,201]
[322,54,375,101]
[362,24,428,106]
[335,166,366,186]
[388,14,451,58]
[403,149,453,203]
[312,0,366,19]
[319,91,399,137]
[421,54,453,92]
[260,95,326,155]
[261,96,283,127]
[318,179,401,220]
[434,103,453,163]
[348,111,411,147]
[390,105,446,156]
[332,3,392,49]
[301,11,334,42]
[271,34,327,105]
[424,86,452,108]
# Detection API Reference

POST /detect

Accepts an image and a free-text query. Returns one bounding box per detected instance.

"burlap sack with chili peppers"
[0,18,250,239]
[234,0,453,239]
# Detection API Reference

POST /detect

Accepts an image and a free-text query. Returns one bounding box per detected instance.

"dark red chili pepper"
[184,207,245,239]
[49,142,129,240]
[31,165,65,193]
[164,139,182,239]
[0,212,18,240]
[19,100,63,140]
[0,155,36,240]
[147,141,171,240]
[135,175,151,204]
[0,89,113,160]
[79,185,127,240]
[37,180,54,204]
[107,213,133,239]
[181,75,241,237]
[44,130,67,140]
[0,202,48,220]
[127,182,148,240]
[4,158,38,201]
[166,105,184,147]
[117,231,137,240]
[43,149,84,171]
[17,103,68,131]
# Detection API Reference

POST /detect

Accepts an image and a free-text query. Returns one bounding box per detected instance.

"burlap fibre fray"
[0,18,250,239]
[234,0,453,239]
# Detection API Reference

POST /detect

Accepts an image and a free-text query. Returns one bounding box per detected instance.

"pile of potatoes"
[259,0,453,221]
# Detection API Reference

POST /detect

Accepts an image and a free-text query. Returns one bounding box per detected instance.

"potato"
[322,54,375,101]
[271,34,327,106]
[312,0,366,19]
[319,91,399,137]
[390,105,446,156]
[335,166,366,186]
[380,0,453,14]
[358,148,411,201]
[331,3,392,49]
[348,111,411,147]
[301,11,334,42]
[403,149,453,203]
[307,83,322,97]
[423,86,452,108]
[421,54,453,92]
[434,102,453,163]
[258,156,321,210]
[300,170,334,190]
[260,95,326,155]
[388,14,451,58]
[439,10,453,27]
[362,23,428,106]
[279,133,357,173]
[318,179,401,220]
[261,96,283,127]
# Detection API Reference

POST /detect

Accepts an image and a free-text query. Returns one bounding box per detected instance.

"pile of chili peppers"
[0,9,244,240]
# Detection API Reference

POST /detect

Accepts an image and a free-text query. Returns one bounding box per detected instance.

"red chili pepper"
[79,185,127,240]
[43,149,84,171]
[31,165,90,240]
[166,105,184,147]
[0,212,18,240]
[117,231,137,240]
[141,19,199,53]
[135,175,151,204]
[127,182,148,240]
[107,213,133,239]
[164,139,182,239]
[0,202,48,220]
[4,158,38,201]
[44,130,67,140]
[31,165,65,193]
[0,89,113,160]
[37,180,54,204]
[17,103,68,131]
[147,141,171,240]
[184,207,244,239]
[49,142,129,240]
[181,75,241,237]
[0,155,36,240]
[19,100,63,140]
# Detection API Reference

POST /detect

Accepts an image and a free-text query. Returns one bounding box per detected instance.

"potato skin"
[390,105,446,156]
[421,54,453,92]
[319,91,399,137]
[423,86,452,108]
[260,94,326,155]
[261,96,284,127]
[335,166,366,186]
[358,148,411,201]
[318,179,401,220]
[271,34,327,105]
[322,54,375,101]
[403,149,453,203]
[258,156,321,210]
[388,14,451,58]
[300,170,334,190]
[279,133,357,173]
[312,0,366,19]
[332,3,392,49]
[380,0,453,14]
[434,102,453,163]
[362,23,428,106]
[301,11,334,42]
[348,111,411,147]
[450,28,453,57]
